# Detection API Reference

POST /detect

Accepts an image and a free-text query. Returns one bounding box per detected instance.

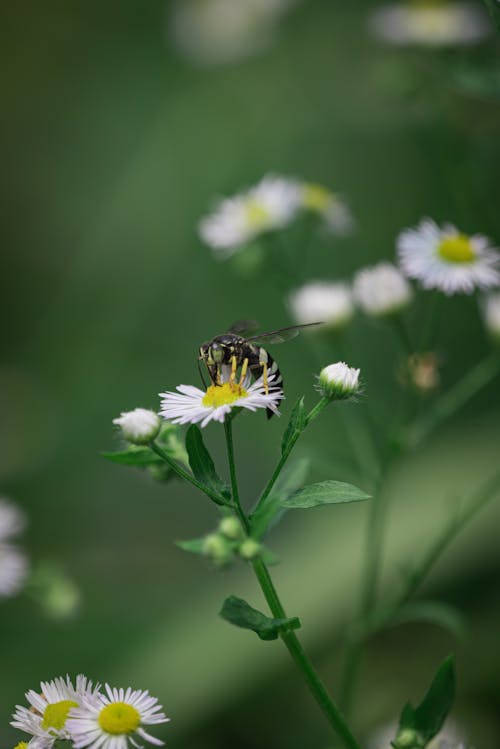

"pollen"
[438,234,475,263]
[302,183,332,213]
[41,700,78,730]
[98,703,141,735]
[14,743,29,749]
[245,199,270,229]
[202,382,248,407]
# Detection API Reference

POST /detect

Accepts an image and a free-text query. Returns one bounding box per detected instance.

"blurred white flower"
[481,292,500,341]
[67,683,169,749]
[318,361,360,400]
[398,218,500,295]
[0,544,28,599]
[369,1,491,46]
[354,262,413,316]
[289,281,354,329]
[0,497,26,541]
[301,183,354,235]
[170,0,299,67]
[113,408,161,445]
[199,174,301,255]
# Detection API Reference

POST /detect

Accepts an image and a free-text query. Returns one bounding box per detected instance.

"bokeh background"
[1,1,500,747]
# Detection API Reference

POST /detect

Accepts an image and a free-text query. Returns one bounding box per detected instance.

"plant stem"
[149,442,227,506]
[223,418,250,533]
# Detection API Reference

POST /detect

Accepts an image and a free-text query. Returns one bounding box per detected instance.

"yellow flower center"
[14,743,29,749]
[437,234,475,263]
[244,199,270,229]
[302,183,332,213]
[98,703,141,735]
[202,382,248,408]
[41,700,78,731]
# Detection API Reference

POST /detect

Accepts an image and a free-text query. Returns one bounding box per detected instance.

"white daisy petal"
[353,262,413,316]
[289,281,354,329]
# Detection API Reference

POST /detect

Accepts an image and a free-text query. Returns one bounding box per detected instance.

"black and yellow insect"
[199,320,320,417]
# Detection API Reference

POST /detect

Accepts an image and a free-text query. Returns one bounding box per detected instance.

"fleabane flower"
[113,408,161,445]
[0,545,29,599]
[369,1,491,47]
[354,262,413,316]
[397,218,500,295]
[67,684,169,749]
[481,292,500,342]
[11,675,99,749]
[318,362,361,400]
[0,498,26,541]
[301,183,354,235]
[199,174,301,255]
[289,281,354,330]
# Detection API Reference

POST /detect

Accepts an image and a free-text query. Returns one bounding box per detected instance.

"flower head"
[11,675,99,748]
[113,408,161,445]
[199,174,301,255]
[318,362,360,400]
[301,183,354,234]
[369,1,491,47]
[0,544,29,599]
[67,683,169,749]
[289,281,354,330]
[481,292,500,342]
[397,218,500,295]
[354,262,413,316]
[0,498,26,541]
[159,370,283,427]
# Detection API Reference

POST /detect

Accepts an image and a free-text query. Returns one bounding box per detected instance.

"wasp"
[199,320,321,417]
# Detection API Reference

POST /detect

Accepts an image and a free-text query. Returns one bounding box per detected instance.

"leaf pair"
[220,596,300,641]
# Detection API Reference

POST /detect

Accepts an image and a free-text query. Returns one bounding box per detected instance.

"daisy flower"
[301,182,354,235]
[397,218,500,295]
[318,361,361,400]
[289,281,354,330]
[159,370,283,427]
[369,1,491,47]
[353,262,413,316]
[67,684,169,749]
[199,174,301,255]
[113,408,161,445]
[481,292,500,341]
[11,675,99,749]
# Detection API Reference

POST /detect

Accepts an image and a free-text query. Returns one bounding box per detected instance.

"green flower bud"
[318,362,360,400]
[238,538,261,560]
[218,516,243,540]
[203,533,232,565]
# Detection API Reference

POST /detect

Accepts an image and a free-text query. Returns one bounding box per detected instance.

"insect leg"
[230,355,238,384]
[262,362,269,394]
[239,357,249,385]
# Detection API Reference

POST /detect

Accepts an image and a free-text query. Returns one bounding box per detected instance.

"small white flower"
[397,218,500,295]
[67,683,169,749]
[289,281,354,329]
[369,1,491,47]
[0,498,26,541]
[159,371,283,427]
[199,174,302,255]
[0,544,28,599]
[301,183,354,235]
[318,362,360,400]
[113,408,161,445]
[354,262,413,316]
[11,675,99,749]
[481,292,500,341]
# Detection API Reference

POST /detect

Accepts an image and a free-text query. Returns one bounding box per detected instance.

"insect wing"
[246,322,322,345]
[227,319,260,337]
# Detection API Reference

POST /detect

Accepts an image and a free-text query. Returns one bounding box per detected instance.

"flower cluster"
[0,497,29,600]
[11,675,169,749]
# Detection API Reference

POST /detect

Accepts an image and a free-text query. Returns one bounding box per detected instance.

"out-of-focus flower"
[0,497,29,600]
[11,675,99,749]
[0,498,26,540]
[68,683,169,749]
[289,281,354,330]
[481,292,500,341]
[398,218,500,295]
[301,183,354,234]
[318,362,360,400]
[199,175,301,256]
[113,408,161,445]
[169,0,298,67]
[29,561,82,620]
[354,262,413,316]
[369,1,491,47]
[400,351,441,393]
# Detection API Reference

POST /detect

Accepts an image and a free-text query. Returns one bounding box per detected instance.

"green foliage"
[186,425,231,501]
[393,656,455,748]
[281,396,306,456]
[282,480,370,509]
[220,595,301,641]
[389,601,465,639]
[250,457,310,539]
[176,538,207,555]
[102,446,162,466]
[102,424,188,476]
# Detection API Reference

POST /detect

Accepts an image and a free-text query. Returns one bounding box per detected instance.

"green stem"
[252,557,361,749]
[223,418,250,534]
[389,314,414,356]
[149,442,227,506]
[419,291,443,353]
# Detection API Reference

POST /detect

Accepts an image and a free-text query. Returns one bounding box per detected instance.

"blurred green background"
[1,1,500,747]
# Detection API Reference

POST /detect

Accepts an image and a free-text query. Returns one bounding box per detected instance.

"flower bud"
[318,362,360,400]
[203,533,233,565]
[238,538,261,560]
[218,516,243,540]
[393,728,424,749]
[113,408,161,445]
[354,262,413,317]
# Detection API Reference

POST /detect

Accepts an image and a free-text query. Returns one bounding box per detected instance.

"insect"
[198,320,321,417]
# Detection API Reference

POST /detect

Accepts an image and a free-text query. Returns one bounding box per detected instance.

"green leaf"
[281,396,306,455]
[282,480,370,509]
[389,601,465,639]
[176,538,206,555]
[394,656,455,748]
[220,595,300,641]
[250,457,310,539]
[102,446,162,467]
[185,425,230,499]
